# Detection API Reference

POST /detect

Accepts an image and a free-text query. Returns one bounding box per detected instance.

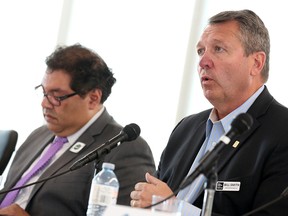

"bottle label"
[88,184,118,205]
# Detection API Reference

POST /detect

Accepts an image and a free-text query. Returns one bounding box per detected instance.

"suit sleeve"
[104,136,156,206]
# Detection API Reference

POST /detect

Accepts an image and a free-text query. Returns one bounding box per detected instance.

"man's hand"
[130,172,175,208]
[0,204,30,216]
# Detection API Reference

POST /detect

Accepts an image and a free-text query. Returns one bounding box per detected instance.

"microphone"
[0,123,140,196]
[178,113,253,191]
[70,123,140,171]
[144,113,254,211]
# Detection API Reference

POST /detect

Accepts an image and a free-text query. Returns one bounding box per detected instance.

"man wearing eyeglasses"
[0,44,155,216]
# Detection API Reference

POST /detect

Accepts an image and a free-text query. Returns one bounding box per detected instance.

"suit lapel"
[5,134,54,192]
[216,119,260,173]
[215,86,273,175]
[192,87,274,205]
[171,120,207,191]
[28,109,114,202]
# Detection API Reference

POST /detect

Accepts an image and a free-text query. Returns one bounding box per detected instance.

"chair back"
[0,130,18,175]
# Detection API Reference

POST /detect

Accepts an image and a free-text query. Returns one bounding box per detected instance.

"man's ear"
[251,51,266,76]
[88,89,102,107]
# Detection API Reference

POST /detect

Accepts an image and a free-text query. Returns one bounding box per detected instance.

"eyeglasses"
[35,84,78,107]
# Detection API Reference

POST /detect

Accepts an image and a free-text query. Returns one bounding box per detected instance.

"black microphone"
[0,123,140,196]
[178,113,253,191]
[70,123,140,171]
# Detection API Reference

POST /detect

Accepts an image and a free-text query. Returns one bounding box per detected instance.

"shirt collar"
[208,85,264,134]
[67,106,105,144]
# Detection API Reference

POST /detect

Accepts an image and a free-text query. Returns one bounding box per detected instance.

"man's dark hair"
[45,43,116,103]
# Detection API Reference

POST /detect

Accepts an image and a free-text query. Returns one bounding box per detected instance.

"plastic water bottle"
[86,162,119,216]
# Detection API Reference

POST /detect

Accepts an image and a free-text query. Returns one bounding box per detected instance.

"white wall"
[0,0,287,170]
[0,1,64,143]
[64,0,197,166]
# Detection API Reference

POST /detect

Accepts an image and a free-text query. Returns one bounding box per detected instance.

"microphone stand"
[94,156,105,175]
[201,164,217,216]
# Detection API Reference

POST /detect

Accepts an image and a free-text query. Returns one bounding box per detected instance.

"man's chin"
[46,124,60,133]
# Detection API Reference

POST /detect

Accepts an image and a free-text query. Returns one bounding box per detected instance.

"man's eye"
[215,46,224,52]
[197,48,204,56]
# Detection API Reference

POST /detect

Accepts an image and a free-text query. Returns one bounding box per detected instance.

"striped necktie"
[0,136,68,208]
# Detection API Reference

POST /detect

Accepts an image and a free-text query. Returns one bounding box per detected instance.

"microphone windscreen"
[231,113,253,135]
[123,123,141,141]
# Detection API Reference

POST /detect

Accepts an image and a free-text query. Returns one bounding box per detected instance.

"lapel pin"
[232,140,240,148]
[70,142,86,153]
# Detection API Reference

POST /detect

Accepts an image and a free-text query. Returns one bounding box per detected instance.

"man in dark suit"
[130,10,288,215]
[0,44,155,216]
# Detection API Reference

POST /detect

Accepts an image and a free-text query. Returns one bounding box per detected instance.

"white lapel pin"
[70,142,86,153]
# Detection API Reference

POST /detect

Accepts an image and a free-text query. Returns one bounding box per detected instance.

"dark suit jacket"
[156,86,288,216]
[0,109,155,216]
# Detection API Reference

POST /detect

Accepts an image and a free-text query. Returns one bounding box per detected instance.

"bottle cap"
[102,162,115,170]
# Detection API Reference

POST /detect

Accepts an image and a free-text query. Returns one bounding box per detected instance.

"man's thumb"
[145,172,161,185]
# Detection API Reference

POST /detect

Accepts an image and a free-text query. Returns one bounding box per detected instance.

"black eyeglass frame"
[35,84,78,106]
